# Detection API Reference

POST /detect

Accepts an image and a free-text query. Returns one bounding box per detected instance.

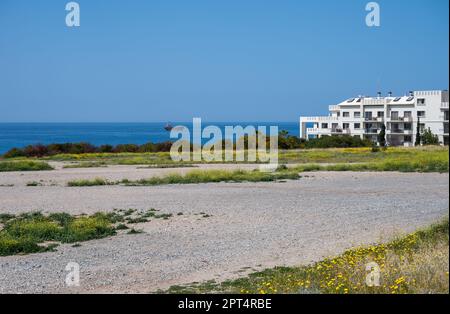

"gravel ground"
[0,170,448,293]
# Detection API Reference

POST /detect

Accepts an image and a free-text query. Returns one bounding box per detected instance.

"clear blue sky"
[0,0,448,122]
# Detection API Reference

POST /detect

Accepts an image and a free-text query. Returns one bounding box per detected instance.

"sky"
[0,0,448,122]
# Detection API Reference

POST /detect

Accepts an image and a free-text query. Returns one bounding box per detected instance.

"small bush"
[67,177,111,187]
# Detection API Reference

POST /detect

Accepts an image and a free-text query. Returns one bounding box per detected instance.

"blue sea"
[0,122,300,154]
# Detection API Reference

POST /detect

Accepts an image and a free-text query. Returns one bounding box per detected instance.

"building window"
[343,123,350,129]
[365,112,373,120]
[321,123,328,129]
[404,123,412,130]
[377,111,384,118]
[391,111,399,120]
[392,123,400,133]
[417,111,426,118]
[354,112,361,118]
[354,123,361,129]
[343,112,350,117]
[419,123,425,132]
[404,111,412,118]
[444,111,449,121]
[404,135,412,143]
[417,98,426,105]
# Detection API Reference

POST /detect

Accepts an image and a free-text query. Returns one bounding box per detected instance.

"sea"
[0,122,300,154]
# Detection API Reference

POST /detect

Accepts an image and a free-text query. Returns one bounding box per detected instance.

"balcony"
[389,129,413,135]
[330,128,351,135]
[387,116,413,122]
[364,129,379,134]
[364,117,381,122]
[307,128,327,134]
[442,102,449,109]
[300,116,339,123]
[328,105,339,111]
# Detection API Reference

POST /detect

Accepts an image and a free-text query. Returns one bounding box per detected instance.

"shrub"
[2,148,25,158]
[422,128,440,146]
[304,135,372,149]
[2,141,176,158]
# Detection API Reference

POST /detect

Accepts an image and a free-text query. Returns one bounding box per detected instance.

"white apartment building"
[300,90,449,146]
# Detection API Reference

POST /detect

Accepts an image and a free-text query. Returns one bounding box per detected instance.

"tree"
[422,127,439,145]
[415,116,421,146]
[377,123,386,147]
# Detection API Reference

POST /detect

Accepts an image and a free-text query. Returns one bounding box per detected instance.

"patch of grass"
[278,146,448,166]
[63,161,107,168]
[137,164,197,169]
[0,212,116,256]
[291,155,449,173]
[67,177,112,187]
[0,213,15,224]
[164,218,449,294]
[65,169,300,187]
[0,161,53,172]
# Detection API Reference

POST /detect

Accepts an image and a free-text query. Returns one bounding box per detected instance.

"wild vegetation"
[64,147,448,187]
[0,212,116,256]
[67,169,301,187]
[164,218,449,294]
[0,208,178,256]
[302,135,372,149]
[0,160,53,172]
[2,142,174,158]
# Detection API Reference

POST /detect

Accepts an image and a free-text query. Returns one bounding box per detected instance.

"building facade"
[300,90,449,146]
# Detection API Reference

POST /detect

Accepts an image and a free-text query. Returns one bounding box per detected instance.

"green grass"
[66,169,301,187]
[163,218,449,294]
[0,212,116,256]
[289,155,449,173]
[37,146,448,166]
[0,160,53,172]
[0,208,177,256]
[278,146,448,165]
[62,161,107,168]
[136,164,198,169]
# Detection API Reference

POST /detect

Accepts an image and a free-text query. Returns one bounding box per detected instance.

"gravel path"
[0,171,448,293]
